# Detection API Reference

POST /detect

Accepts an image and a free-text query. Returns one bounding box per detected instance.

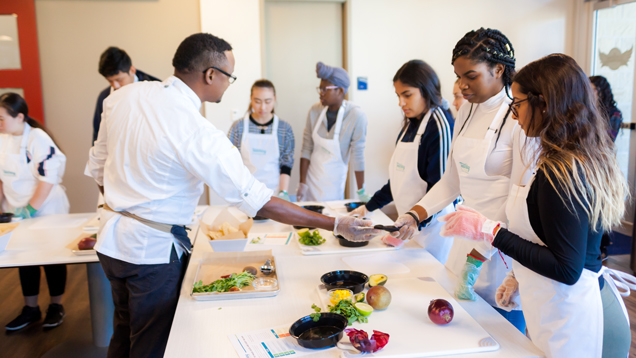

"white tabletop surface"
[0,213,99,267]
[164,204,543,358]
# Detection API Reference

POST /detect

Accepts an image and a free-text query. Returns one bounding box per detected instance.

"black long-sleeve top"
[494,168,604,288]
[365,107,454,228]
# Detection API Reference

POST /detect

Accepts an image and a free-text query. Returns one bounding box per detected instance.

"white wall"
[35,0,201,213]
[346,0,574,196]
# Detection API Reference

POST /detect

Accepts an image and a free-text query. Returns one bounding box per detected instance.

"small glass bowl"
[252,277,278,290]
[328,288,354,305]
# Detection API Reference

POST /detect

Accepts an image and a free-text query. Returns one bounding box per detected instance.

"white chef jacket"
[85,76,273,265]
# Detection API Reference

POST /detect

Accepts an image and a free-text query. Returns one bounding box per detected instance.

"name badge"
[459,162,470,173]
[2,170,16,177]
[396,163,405,172]
[252,148,267,155]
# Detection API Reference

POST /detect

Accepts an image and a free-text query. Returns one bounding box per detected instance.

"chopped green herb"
[299,230,325,246]
[310,304,322,322]
[328,299,368,325]
[192,271,256,293]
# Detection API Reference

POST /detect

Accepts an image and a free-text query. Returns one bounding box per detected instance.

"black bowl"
[294,225,316,230]
[251,215,269,222]
[321,270,369,294]
[344,202,365,212]
[0,213,14,223]
[336,234,369,248]
[289,313,347,349]
[302,205,325,213]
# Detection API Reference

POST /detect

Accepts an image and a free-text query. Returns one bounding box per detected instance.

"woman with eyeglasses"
[228,80,295,201]
[296,62,369,202]
[349,60,455,263]
[439,53,635,358]
[390,28,527,332]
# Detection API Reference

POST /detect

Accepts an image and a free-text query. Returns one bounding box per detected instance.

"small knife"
[373,224,400,232]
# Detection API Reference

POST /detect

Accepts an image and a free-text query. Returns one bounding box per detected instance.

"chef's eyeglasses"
[203,66,237,84]
[316,86,339,94]
[509,98,528,117]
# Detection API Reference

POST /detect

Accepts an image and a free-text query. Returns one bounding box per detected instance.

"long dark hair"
[393,60,442,129]
[589,76,618,115]
[452,28,516,144]
[514,54,626,231]
[0,93,61,150]
[247,79,276,115]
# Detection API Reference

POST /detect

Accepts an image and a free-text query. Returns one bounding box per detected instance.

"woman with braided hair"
[391,28,528,332]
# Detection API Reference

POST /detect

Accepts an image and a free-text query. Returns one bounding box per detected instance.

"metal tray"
[191,250,280,301]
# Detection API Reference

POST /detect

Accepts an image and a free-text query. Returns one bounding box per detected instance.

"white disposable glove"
[334,216,381,242]
[348,205,369,218]
[390,212,418,241]
[495,272,520,311]
[296,183,309,202]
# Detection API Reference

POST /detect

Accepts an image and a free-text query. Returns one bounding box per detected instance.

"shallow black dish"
[344,202,365,212]
[251,215,269,222]
[0,213,14,223]
[294,225,316,230]
[320,270,369,294]
[302,205,325,214]
[289,313,347,349]
[336,234,369,248]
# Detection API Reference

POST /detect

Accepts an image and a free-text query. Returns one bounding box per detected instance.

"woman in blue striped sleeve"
[0,92,70,331]
[228,80,295,201]
[349,60,454,263]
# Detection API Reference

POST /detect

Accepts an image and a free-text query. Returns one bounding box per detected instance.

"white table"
[0,213,113,357]
[164,204,544,358]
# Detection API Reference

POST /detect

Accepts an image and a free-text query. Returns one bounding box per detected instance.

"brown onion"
[428,299,454,325]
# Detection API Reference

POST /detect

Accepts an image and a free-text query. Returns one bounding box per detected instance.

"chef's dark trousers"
[98,247,189,358]
[19,265,67,297]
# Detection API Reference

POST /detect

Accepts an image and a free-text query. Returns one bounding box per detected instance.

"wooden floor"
[1,257,636,357]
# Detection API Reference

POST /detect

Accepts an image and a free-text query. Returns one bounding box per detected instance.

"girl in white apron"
[0,93,70,331]
[390,28,525,332]
[349,60,455,263]
[439,54,634,358]
[228,80,295,201]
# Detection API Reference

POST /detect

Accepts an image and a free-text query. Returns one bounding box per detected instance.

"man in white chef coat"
[86,33,378,358]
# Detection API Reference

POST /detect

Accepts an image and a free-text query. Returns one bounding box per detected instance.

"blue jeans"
[493,306,526,333]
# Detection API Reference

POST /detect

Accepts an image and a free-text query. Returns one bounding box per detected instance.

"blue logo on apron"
[459,162,470,173]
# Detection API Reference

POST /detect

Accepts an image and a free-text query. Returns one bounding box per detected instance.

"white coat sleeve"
[28,130,65,185]
[180,126,274,217]
[85,104,109,186]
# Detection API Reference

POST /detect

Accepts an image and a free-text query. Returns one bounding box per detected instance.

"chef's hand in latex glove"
[356,188,371,202]
[334,216,381,242]
[390,212,418,241]
[278,190,290,202]
[348,204,369,218]
[13,204,37,219]
[496,273,520,310]
[439,205,500,245]
[296,183,309,202]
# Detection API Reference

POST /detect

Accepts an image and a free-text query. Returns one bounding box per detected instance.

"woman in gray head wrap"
[296,62,370,203]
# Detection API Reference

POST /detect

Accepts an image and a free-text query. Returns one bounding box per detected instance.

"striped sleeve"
[227,120,243,150]
[418,107,453,190]
[277,120,295,173]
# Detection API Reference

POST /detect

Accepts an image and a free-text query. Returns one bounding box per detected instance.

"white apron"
[444,102,516,309]
[0,123,69,216]
[389,109,454,263]
[305,102,348,201]
[506,172,604,357]
[239,113,280,191]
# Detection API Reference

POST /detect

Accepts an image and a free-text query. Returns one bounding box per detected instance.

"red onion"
[428,299,454,325]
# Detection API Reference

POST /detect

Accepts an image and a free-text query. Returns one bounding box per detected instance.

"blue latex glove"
[357,188,371,202]
[13,204,37,219]
[278,190,290,202]
[455,255,484,301]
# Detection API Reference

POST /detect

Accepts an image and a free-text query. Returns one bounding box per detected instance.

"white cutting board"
[315,277,499,357]
[297,230,399,256]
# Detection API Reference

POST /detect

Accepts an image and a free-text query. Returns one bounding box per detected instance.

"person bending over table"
[0,93,70,331]
[228,79,295,201]
[439,54,634,358]
[86,33,380,358]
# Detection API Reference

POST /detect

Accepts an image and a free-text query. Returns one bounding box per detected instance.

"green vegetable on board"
[192,271,256,293]
[329,299,368,325]
[298,229,325,246]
